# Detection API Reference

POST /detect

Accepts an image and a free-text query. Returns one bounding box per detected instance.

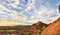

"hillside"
[0,21,48,35]
[0,18,60,35]
[41,17,60,35]
[13,21,48,35]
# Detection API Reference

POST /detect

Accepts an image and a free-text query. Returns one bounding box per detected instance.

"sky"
[0,0,60,24]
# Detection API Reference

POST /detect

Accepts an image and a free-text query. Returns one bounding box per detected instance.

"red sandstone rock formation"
[13,21,47,35]
[41,17,60,35]
[30,21,48,35]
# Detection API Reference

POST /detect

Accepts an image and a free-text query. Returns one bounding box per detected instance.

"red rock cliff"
[41,17,60,35]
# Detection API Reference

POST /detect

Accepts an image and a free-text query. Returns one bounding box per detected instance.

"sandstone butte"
[41,17,60,35]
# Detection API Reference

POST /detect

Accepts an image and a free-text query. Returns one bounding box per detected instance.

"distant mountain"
[41,17,60,35]
[5,21,48,35]
[0,20,49,35]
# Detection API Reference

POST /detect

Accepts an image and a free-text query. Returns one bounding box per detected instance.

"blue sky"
[0,0,60,24]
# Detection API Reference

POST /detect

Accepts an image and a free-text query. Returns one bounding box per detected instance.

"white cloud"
[30,4,60,24]
[0,0,60,25]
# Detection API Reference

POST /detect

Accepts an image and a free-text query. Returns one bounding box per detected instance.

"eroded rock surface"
[41,17,60,35]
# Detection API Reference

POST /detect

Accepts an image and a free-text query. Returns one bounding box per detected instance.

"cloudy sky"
[0,0,60,24]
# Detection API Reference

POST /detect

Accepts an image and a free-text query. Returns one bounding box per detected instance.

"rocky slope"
[41,17,60,35]
[13,21,48,35]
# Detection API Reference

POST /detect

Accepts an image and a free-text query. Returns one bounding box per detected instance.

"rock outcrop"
[41,17,60,35]
[0,21,48,35]
[14,21,48,35]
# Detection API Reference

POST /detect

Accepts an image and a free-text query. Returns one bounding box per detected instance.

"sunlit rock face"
[0,0,60,24]
[41,18,60,35]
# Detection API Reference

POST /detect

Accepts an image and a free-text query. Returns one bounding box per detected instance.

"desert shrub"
[20,33,26,35]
